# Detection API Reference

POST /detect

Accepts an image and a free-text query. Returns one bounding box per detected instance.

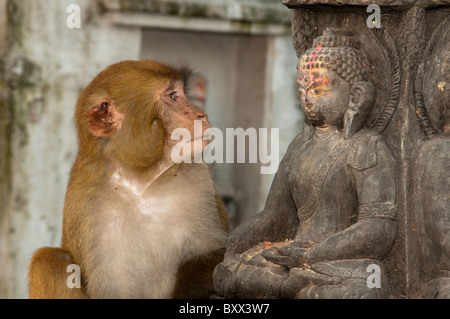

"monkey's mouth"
[189,136,210,146]
[194,131,213,141]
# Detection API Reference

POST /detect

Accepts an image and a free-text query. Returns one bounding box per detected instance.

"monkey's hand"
[261,245,310,269]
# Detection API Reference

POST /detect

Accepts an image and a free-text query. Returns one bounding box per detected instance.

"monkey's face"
[78,60,211,168]
[158,79,210,158]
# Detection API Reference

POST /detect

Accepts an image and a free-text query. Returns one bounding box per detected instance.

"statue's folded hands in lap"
[213,28,398,299]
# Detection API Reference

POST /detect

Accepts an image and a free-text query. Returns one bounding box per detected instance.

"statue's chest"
[288,136,349,209]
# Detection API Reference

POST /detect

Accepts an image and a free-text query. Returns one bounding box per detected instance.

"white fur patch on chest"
[86,165,226,298]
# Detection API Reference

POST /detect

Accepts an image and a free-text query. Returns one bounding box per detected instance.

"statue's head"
[297,28,374,138]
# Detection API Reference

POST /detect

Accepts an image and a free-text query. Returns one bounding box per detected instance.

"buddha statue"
[413,22,449,298]
[213,28,398,299]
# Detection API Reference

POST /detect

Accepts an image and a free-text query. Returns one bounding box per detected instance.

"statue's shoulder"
[416,137,450,174]
[348,129,386,171]
[278,129,313,171]
[285,129,312,153]
[417,136,450,158]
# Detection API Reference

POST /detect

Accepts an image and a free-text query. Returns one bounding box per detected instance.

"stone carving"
[412,15,449,298]
[369,28,401,134]
[290,9,318,57]
[213,28,399,299]
[282,0,446,6]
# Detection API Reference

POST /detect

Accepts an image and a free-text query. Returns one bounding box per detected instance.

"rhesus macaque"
[28,60,230,299]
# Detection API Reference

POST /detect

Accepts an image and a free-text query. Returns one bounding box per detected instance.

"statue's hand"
[261,245,309,269]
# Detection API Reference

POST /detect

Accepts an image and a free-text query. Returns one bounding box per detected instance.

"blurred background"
[0,0,303,298]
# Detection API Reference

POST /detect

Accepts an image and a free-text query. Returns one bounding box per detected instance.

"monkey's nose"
[198,113,210,128]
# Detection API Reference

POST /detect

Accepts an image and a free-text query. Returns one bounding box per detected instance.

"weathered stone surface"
[282,0,450,8]
[214,0,449,299]
[411,15,449,298]
[102,0,292,24]
[214,26,399,298]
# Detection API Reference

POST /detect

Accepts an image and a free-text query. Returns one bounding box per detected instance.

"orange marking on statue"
[263,241,272,249]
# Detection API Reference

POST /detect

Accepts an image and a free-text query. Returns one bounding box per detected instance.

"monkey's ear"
[88,99,123,137]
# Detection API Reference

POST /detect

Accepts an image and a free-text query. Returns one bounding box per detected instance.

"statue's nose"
[304,96,313,109]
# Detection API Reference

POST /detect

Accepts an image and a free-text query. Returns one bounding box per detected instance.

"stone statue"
[413,17,449,299]
[213,28,398,299]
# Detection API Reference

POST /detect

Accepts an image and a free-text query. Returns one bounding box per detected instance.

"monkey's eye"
[170,92,178,101]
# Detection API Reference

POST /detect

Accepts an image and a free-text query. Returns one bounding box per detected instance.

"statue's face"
[297,67,350,128]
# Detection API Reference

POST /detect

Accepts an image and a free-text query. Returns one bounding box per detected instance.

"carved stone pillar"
[281,0,449,299]
[213,0,449,299]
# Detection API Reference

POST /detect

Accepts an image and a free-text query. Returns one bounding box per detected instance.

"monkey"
[28,60,230,299]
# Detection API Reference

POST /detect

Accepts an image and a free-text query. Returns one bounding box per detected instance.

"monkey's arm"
[307,136,397,264]
[215,191,231,233]
[226,141,299,256]
[172,187,230,298]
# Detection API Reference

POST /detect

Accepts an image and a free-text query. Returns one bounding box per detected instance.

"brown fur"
[28,247,87,299]
[28,60,229,299]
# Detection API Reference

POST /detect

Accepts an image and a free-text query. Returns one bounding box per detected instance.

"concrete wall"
[0,0,142,298]
[260,35,303,211]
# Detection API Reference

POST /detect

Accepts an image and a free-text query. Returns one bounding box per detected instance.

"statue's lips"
[306,111,318,118]
[305,111,325,126]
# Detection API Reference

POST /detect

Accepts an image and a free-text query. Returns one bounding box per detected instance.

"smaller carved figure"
[413,21,449,298]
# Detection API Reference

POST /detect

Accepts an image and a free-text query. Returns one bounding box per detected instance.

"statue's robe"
[214,128,397,299]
